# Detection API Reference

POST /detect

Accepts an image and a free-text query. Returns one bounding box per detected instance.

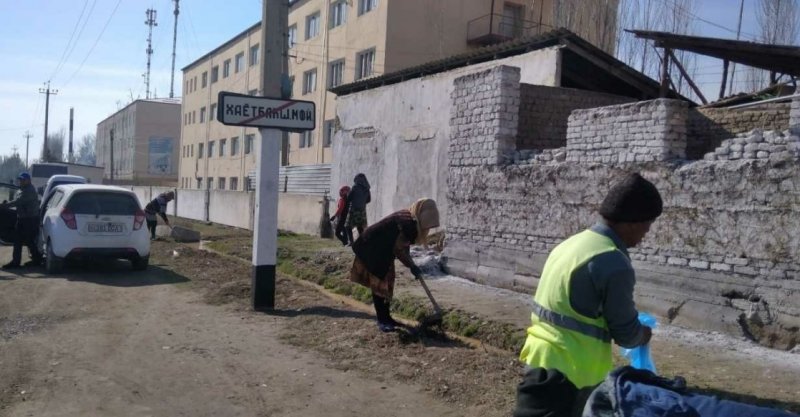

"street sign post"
[217,92,315,131]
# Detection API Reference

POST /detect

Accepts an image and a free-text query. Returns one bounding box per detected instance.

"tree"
[76,133,97,166]
[616,0,700,100]
[42,129,65,163]
[747,0,800,90]
[0,153,27,184]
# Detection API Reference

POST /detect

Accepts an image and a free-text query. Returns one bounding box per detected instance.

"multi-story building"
[96,99,181,185]
[179,0,619,190]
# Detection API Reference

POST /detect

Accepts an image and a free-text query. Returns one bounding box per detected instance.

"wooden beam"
[562,40,663,98]
[719,59,729,100]
[666,49,708,104]
[660,48,670,98]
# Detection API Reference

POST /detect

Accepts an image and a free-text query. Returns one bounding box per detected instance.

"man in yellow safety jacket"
[514,173,662,417]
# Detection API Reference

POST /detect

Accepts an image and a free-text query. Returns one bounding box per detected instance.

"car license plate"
[88,222,124,233]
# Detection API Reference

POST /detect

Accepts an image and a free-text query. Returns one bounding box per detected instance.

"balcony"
[467,13,539,47]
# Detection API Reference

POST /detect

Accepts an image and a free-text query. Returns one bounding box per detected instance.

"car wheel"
[45,239,63,274]
[132,256,149,271]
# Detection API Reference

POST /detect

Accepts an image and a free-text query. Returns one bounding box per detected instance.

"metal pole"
[39,81,57,162]
[170,0,180,98]
[728,0,745,96]
[23,131,32,169]
[68,107,75,163]
[110,128,115,182]
[252,0,287,310]
[145,9,158,99]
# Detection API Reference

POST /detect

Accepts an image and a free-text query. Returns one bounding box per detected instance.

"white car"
[40,184,151,273]
[39,174,87,205]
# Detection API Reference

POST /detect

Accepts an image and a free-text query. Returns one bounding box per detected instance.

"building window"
[223,59,231,78]
[211,65,219,83]
[220,138,227,157]
[191,144,194,157]
[235,52,245,73]
[201,71,208,88]
[197,178,203,189]
[218,177,226,190]
[300,131,314,148]
[198,143,204,158]
[200,106,206,123]
[288,76,295,96]
[302,68,317,94]
[193,76,197,91]
[358,0,377,15]
[356,48,375,80]
[305,12,320,39]
[231,136,240,156]
[207,177,213,189]
[192,111,196,123]
[288,25,297,48]
[245,134,254,154]
[245,177,254,191]
[249,88,258,96]
[330,0,347,28]
[210,104,217,121]
[208,140,215,158]
[329,59,345,88]
[250,44,259,66]
[230,177,239,191]
[324,119,335,147]
[184,80,189,94]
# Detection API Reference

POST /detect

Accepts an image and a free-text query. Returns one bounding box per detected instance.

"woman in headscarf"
[350,199,440,332]
[346,173,371,237]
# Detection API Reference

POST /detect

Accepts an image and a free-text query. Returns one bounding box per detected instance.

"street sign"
[216,91,316,131]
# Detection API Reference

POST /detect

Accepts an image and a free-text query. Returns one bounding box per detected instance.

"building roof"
[628,30,800,77]
[329,28,690,102]
[181,22,261,72]
[96,99,181,126]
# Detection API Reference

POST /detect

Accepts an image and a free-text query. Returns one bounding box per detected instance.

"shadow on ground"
[22,261,191,287]
[261,306,374,320]
[692,386,800,414]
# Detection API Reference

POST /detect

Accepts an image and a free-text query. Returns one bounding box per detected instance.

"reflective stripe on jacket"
[519,229,619,389]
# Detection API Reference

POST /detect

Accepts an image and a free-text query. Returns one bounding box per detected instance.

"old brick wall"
[687,103,790,159]
[566,99,688,163]
[517,85,633,150]
[702,129,800,161]
[445,68,800,334]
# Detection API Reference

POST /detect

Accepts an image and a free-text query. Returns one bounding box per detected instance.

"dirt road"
[0,244,505,417]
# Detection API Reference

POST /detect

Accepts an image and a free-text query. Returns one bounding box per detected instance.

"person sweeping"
[514,173,661,417]
[144,191,175,240]
[349,198,439,332]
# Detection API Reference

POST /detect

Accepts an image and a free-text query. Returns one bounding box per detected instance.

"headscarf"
[409,198,439,245]
[339,185,351,198]
[354,173,370,190]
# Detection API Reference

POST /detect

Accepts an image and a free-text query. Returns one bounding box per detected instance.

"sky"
[0,0,772,162]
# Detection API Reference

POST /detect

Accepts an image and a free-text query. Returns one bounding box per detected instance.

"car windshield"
[51,180,84,189]
[66,192,140,216]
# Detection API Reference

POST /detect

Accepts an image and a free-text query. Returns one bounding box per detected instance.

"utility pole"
[23,131,32,169]
[68,107,75,163]
[110,128,115,182]
[728,0,745,96]
[170,0,180,98]
[145,8,158,99]
[39,81,58,162]
[252,0,288,310]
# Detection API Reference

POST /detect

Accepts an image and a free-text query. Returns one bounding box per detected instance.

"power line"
[62,0,124,88]
[49,0,91,81]
[653,0,759,41]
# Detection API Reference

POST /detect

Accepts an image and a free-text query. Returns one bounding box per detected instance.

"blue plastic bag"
[620,312,657,374]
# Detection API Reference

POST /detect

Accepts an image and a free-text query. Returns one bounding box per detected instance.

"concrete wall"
[277,193,324,236]
[687,103,790,159]
[209,190,254,230]
[517,84,633,150]
[444,66,800,336]
[332,48,561,225]
[176,189,207,222]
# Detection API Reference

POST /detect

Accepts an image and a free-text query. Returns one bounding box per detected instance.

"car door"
[39,189,65,252]
[0,182,20,245]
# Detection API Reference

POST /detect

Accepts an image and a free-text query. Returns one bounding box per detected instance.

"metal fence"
[248,163,331,195]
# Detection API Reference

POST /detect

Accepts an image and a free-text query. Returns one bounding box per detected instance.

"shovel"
[416,275,444,331]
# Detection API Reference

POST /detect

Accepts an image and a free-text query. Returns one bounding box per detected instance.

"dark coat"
[351,210,417,279]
